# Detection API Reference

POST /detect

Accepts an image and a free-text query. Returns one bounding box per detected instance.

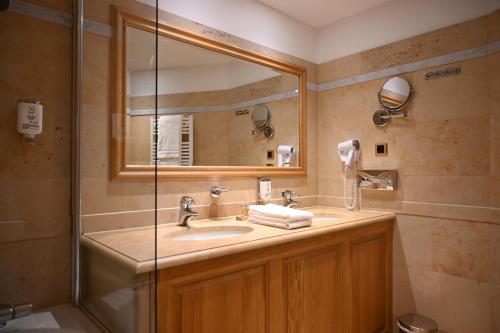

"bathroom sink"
[304,209,344,222]
[167,226,253,241]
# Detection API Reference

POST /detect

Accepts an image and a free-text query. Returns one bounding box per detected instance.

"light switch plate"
[375,143,388,156]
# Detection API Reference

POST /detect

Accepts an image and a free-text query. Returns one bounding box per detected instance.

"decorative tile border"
[129,89,299,116]
[9,0,110,37]
[317,40,500,92]
[318,195,500,225]
[83,16,111,37]
[10,0,73,27]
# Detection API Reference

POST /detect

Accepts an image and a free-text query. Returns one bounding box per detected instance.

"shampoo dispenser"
[257,177,272,204]
[17,100,43,142]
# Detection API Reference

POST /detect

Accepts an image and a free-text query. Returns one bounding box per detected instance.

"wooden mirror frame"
[111,8,307,179]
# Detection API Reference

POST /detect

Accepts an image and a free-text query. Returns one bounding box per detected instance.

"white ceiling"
[257,0,394,28]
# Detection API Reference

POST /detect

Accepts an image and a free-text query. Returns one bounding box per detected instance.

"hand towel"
[157,115,182,165]
[248,204,313,221]
[249,217,311,229]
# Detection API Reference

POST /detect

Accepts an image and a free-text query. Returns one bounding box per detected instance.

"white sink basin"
[304,209,344,222]
[167,226,253,241]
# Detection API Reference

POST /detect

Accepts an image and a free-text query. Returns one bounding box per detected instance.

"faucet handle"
[210,185,230,198]
[180,196,195,210]
[281,190,296,199]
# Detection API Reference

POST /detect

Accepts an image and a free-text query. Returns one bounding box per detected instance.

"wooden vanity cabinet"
[157,219,393,333]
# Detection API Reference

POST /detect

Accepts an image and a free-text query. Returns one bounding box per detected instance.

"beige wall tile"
[392,264,441,320]
[431,219,492,282]
[0,236,72,309]
[401,175,491,206]
[490,52,500,115]
[393,216,498,333]
[0,9,73,308]
[488,9,500,43]
[410,58,490,123]
[435,272,492,333]
[393,215,432,271]
[0,13,72,180]
[394,120,459,176]
[491,225,500,286]
[492,285,500,333]
[457,116,490,176]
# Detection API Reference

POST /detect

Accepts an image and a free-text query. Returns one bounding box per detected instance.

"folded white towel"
[248,204,313,221]
[249,217,311,229]
[157,115,182,165]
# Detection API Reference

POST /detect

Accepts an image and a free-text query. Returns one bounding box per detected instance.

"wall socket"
[375,143,388,156]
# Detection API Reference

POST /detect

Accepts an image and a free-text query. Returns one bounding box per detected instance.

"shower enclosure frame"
[71,0,159,331]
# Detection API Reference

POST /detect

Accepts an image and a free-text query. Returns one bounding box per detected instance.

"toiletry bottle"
[236,203,249,221]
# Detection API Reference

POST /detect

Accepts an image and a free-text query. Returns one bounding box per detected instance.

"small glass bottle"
[236,202,249,221]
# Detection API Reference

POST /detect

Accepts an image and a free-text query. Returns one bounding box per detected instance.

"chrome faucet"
[177,196,199,227]
[282,190,301,208]
[0,303,32,328]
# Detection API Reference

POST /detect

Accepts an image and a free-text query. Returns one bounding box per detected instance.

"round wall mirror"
[378,76,412,110]
[251,104,270,129]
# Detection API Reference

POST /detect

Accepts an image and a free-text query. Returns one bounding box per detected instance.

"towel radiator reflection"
[151,115,193,166]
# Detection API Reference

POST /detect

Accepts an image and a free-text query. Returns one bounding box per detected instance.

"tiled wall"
[80,0,318,233]
[0,1,73,308]
[316,10,500,333]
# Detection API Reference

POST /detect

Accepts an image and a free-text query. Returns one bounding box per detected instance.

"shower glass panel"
[78,1,158,332]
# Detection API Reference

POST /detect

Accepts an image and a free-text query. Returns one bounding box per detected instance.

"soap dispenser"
[17,100,43,143]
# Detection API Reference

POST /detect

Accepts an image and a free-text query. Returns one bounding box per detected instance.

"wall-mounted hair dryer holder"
[357,169,398,191]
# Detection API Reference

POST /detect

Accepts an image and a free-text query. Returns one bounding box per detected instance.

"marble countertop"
[81,206,395,274]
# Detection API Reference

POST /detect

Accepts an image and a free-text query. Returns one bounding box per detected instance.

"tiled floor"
[1,304,101,332]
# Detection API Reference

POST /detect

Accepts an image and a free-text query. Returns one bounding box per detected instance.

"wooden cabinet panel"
[283,247,340,333]
[350,234,388,333]
[157,220,393,333]
[167,265,268,333]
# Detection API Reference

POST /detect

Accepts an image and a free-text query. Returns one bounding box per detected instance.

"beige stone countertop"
[81,207,395,274]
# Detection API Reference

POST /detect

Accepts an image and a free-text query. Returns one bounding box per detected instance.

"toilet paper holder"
[357,169,398,191]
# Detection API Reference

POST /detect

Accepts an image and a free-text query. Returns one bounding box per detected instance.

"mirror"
[112,9,307,179]
[378,76,412,110]
[251,104,275,138]
[373,76,412,127]
[251,105,270,129]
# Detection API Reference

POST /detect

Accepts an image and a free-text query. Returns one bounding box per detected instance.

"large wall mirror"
[112,9,307,179]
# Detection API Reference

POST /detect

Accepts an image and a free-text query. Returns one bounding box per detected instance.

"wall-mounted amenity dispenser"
[276,145,294,167]
[17,100,43,142]
[257,177,272,204]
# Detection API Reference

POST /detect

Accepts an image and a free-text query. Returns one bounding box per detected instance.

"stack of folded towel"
[248,204,314,229]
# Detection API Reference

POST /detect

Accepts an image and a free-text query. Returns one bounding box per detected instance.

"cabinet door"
[283,246,340,333]
[350,233,389,333]
[164,265,268,333]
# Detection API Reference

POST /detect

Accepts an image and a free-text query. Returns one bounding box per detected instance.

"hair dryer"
[337,139,360,210]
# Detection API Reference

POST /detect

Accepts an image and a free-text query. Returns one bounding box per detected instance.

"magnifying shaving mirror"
[251,104,275,138]
[373,76,413,127]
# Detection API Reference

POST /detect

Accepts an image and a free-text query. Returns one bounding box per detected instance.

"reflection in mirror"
[125,26,300,168]
[378,76,411,109]
[251,104,270,129]
[251,104,275,138]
